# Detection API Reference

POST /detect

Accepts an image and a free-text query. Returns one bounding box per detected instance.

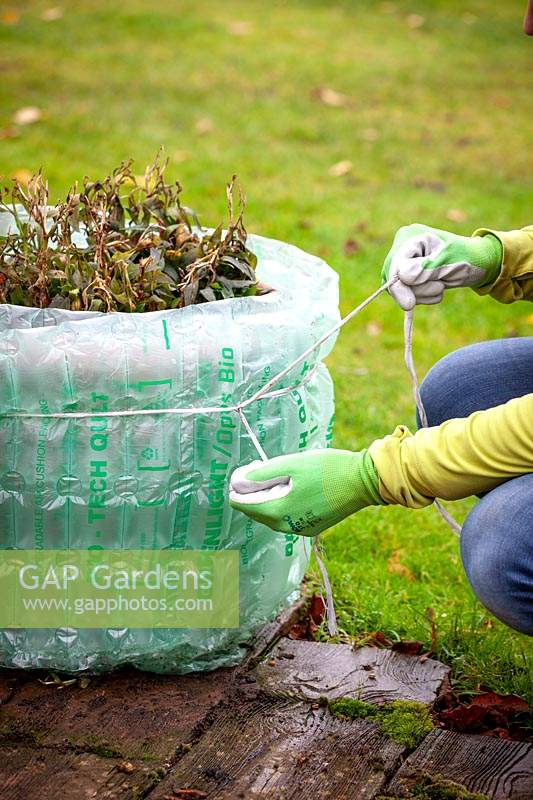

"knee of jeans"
[417,349,466,429]
[460,494,533,636]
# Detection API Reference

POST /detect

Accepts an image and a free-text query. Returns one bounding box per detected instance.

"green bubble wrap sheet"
[0,233,339,673]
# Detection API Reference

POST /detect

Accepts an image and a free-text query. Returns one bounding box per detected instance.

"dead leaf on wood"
[169,790,208,799]
[439,691,529,736]
[311,86,349,107]
[328,159,352,177]
[387,548,414,579]
[391,640,424,656]
[446,208,468,223]
[343,238,360,256]
[1,7,20,25]
[13,106,43,125]
[41,7,63,22]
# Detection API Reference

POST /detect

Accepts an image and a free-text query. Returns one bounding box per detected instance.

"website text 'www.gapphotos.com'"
[21,594,215,617]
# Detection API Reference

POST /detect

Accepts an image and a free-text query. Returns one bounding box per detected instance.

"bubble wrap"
[0,233,339,673]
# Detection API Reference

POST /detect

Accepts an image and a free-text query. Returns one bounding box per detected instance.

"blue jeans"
[419,338,533,636]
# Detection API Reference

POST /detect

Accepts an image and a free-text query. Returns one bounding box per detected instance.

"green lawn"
[1,0,532,701]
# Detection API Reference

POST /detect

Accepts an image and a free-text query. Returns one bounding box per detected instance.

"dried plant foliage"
[0,155,258,312]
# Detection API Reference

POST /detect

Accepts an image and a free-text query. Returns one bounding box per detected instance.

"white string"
[404,312,462,536]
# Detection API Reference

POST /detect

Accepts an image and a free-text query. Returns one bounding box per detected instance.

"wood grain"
[385,728,533,800]
[254,639,450,705]
[150,692,405,799]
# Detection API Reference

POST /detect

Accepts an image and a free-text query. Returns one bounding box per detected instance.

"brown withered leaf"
[406,13,425,28]
[343,238,360,256]
[0,8,20,25]
[328,160,352,177]
[391,640,424,656]
[41,7,63,22]
[228,20,251,36]
[446,208,468,223]
[311,86,348,107]
[439,691,529,737]
[195,117,213,135]
[387,549,414,580]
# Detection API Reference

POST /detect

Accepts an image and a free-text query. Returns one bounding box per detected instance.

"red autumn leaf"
[469,691,529,715]
[439,703,487,732]
[391,640,424,656]
[308,594,326,625]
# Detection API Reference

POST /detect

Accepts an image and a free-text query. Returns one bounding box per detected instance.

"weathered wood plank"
[0,666,232,761]
[383,728,533,800]
[0,743,159,800]
[150,692,405,799]
[254,639,450,705]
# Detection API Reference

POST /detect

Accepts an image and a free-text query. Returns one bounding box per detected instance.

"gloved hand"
[229,448,384,536]
[381,224,503,310]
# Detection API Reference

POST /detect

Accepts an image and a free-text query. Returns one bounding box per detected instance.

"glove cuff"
[468,233,503,286]
[321,449,384,517]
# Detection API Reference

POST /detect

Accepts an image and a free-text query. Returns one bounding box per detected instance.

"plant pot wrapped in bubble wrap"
[0,232,339,673]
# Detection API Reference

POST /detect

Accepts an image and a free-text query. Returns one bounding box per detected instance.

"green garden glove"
[381,224,503,310]
[229,448,384,536]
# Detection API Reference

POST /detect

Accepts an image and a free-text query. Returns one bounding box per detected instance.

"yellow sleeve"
[473,226,533,303]
[368,394,533,508]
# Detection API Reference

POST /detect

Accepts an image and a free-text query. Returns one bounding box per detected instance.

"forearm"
[369,394,533,508]
[474,226,533,303]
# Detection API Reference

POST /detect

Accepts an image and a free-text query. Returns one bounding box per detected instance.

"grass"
[1,1,532,701]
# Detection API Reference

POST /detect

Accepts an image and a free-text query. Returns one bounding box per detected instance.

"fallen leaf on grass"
[343,238,360,256]
[311,86,349,107]
[228,20,251,36]
[387,548,414,579]
[9,169,33,185]
[366,321,382,337]
[412,178,446,194]
[0,127,19,140]
[195,117,213,135]
[406,14,425,28]
[1,8,20,25]
[41,7,63,22]
[328,159,352,177]
[446,208,468,223]
[462,12,478,24]
[13,106,43,125]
